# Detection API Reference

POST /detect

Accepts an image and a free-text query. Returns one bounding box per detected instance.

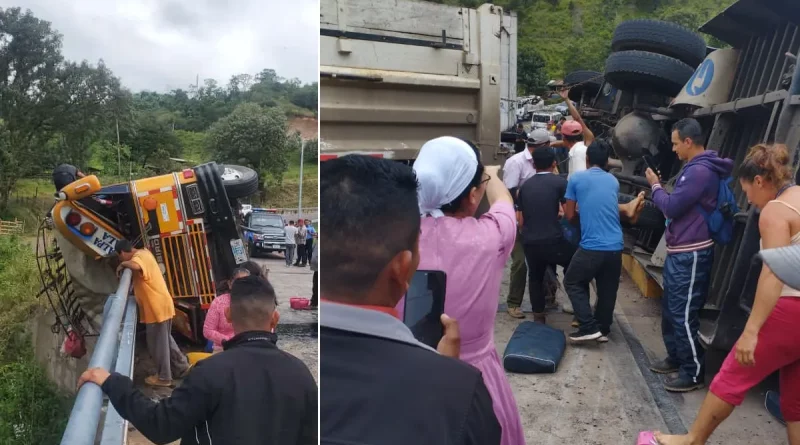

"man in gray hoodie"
[645,118,734,393]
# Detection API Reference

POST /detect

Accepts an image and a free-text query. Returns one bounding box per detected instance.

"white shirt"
[284,225,298,245]
[503,149,537,190]
[567,141,588,179]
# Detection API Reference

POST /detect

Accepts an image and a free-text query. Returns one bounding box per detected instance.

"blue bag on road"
[503,321,566,374]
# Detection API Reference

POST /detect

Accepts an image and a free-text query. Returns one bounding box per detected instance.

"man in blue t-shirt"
[304,219,316,267]
[563,140,645,343]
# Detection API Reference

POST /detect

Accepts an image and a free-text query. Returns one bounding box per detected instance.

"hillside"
[428,0,733,92]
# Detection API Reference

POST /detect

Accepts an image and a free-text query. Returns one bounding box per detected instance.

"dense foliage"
[0,7,316,210]
[427,0,732,94]
[0,236,71,445]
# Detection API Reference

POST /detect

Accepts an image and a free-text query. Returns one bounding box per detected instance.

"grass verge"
[0,236,72,444]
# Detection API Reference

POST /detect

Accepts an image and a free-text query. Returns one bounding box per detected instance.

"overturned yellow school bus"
[38,162,258,344]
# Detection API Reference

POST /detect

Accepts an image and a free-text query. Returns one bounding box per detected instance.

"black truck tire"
[612,19,707,68]
[564,70,603,101]
[618,193,665,230]
[604,50,695,98]
[219,164,259,199]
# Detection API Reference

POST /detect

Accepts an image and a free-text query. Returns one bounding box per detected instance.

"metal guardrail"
[60,269,136,445]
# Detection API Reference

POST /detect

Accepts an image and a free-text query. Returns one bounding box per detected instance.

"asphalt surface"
[497,263,788,444]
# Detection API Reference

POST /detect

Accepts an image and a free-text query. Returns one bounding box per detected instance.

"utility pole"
[298,140,305,220]
[116,118,121,177]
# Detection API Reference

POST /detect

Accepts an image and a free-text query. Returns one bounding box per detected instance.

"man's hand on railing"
[78,368,111,390]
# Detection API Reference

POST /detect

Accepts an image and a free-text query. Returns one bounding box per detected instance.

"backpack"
[697,175,739,245]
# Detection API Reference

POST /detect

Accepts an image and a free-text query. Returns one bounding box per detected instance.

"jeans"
[523,238,576,313]
[305,239,314,265]
[295,242,306,264]
[662,248,713,383]
[507,237,528,308]
[311,270,318,307]
[564,248,622,335]
[285,244,296,266]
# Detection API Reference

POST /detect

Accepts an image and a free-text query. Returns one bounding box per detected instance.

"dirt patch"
[288,117,318,140]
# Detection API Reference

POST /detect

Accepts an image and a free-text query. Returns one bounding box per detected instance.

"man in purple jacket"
[645,118,734,393]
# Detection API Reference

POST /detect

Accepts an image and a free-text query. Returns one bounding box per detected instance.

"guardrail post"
[60,269,133,445]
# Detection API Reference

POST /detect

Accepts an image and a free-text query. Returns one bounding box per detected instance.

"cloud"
[0,0,319,92]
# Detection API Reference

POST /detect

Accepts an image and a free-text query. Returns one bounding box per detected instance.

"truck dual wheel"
[219,164,260,199]
[612,19,707,68]
[564,70,604,102]
[604,50,695,98]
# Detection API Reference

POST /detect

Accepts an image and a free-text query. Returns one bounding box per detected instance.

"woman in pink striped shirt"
[203,268,251,351]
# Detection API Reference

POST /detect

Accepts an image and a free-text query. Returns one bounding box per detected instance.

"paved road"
[497,262,787,445]
[128,251,317,445]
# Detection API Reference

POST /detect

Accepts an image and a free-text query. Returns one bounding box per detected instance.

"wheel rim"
[221,167,244,181]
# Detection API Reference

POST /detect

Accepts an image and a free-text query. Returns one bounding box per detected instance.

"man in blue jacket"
[645,118,734,393]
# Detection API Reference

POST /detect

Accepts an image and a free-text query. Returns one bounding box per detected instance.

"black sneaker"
[663,375,704,393]
[596,331,610,343]
[649,358,678,374]
[568,330,602,343]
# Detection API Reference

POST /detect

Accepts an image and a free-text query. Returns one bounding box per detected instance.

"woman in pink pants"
[657,144,800,445]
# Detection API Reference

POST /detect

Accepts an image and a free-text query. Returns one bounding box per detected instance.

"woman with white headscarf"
[398,136,524,445]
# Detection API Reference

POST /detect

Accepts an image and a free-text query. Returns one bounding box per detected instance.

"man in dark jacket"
[52,163,85,191]
[77,275,318,445]
[320,155,502,445]
[645,118,734,393]
[513,122,528,154]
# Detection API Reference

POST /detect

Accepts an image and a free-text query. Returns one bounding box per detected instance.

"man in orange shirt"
[115,239,189,387]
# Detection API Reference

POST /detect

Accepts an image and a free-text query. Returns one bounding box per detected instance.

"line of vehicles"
[319,0,800,376]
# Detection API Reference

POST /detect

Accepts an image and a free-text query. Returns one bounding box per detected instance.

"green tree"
[0,7,64,208]
[517,46,549,95]
[207,102,290,188]
[51,60,128,169]
[121,112,181,170]
[289,83,319,113]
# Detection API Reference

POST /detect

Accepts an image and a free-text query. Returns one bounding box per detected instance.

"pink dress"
[203,293,235,350]
[399,202,525,445]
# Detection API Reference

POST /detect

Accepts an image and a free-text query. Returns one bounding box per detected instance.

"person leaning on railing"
[78,275,318,445]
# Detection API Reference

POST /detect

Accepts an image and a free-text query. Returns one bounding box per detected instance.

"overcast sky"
[0,0,319,92]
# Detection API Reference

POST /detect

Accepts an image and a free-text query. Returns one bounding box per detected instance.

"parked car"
[242,209,288,257]
[531,111,563,132]
[554,102,573,115]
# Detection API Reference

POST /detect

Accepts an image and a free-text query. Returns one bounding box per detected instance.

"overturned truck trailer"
[619,0,800,364]
[319,0,517,164]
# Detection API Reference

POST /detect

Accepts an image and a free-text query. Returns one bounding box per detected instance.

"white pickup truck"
[319,0,518,164]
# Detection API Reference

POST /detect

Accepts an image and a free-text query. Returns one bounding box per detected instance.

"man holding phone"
[320,155,501,445]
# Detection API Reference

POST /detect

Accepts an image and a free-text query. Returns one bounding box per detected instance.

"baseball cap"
[759,244,800,291]
[561,120,583,136]
[527,129,556,145]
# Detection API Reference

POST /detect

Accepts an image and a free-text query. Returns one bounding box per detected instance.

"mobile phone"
[642,154,658,173]
[403,270,447,349]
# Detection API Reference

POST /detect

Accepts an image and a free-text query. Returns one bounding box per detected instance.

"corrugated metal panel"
[699,0,800,47]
